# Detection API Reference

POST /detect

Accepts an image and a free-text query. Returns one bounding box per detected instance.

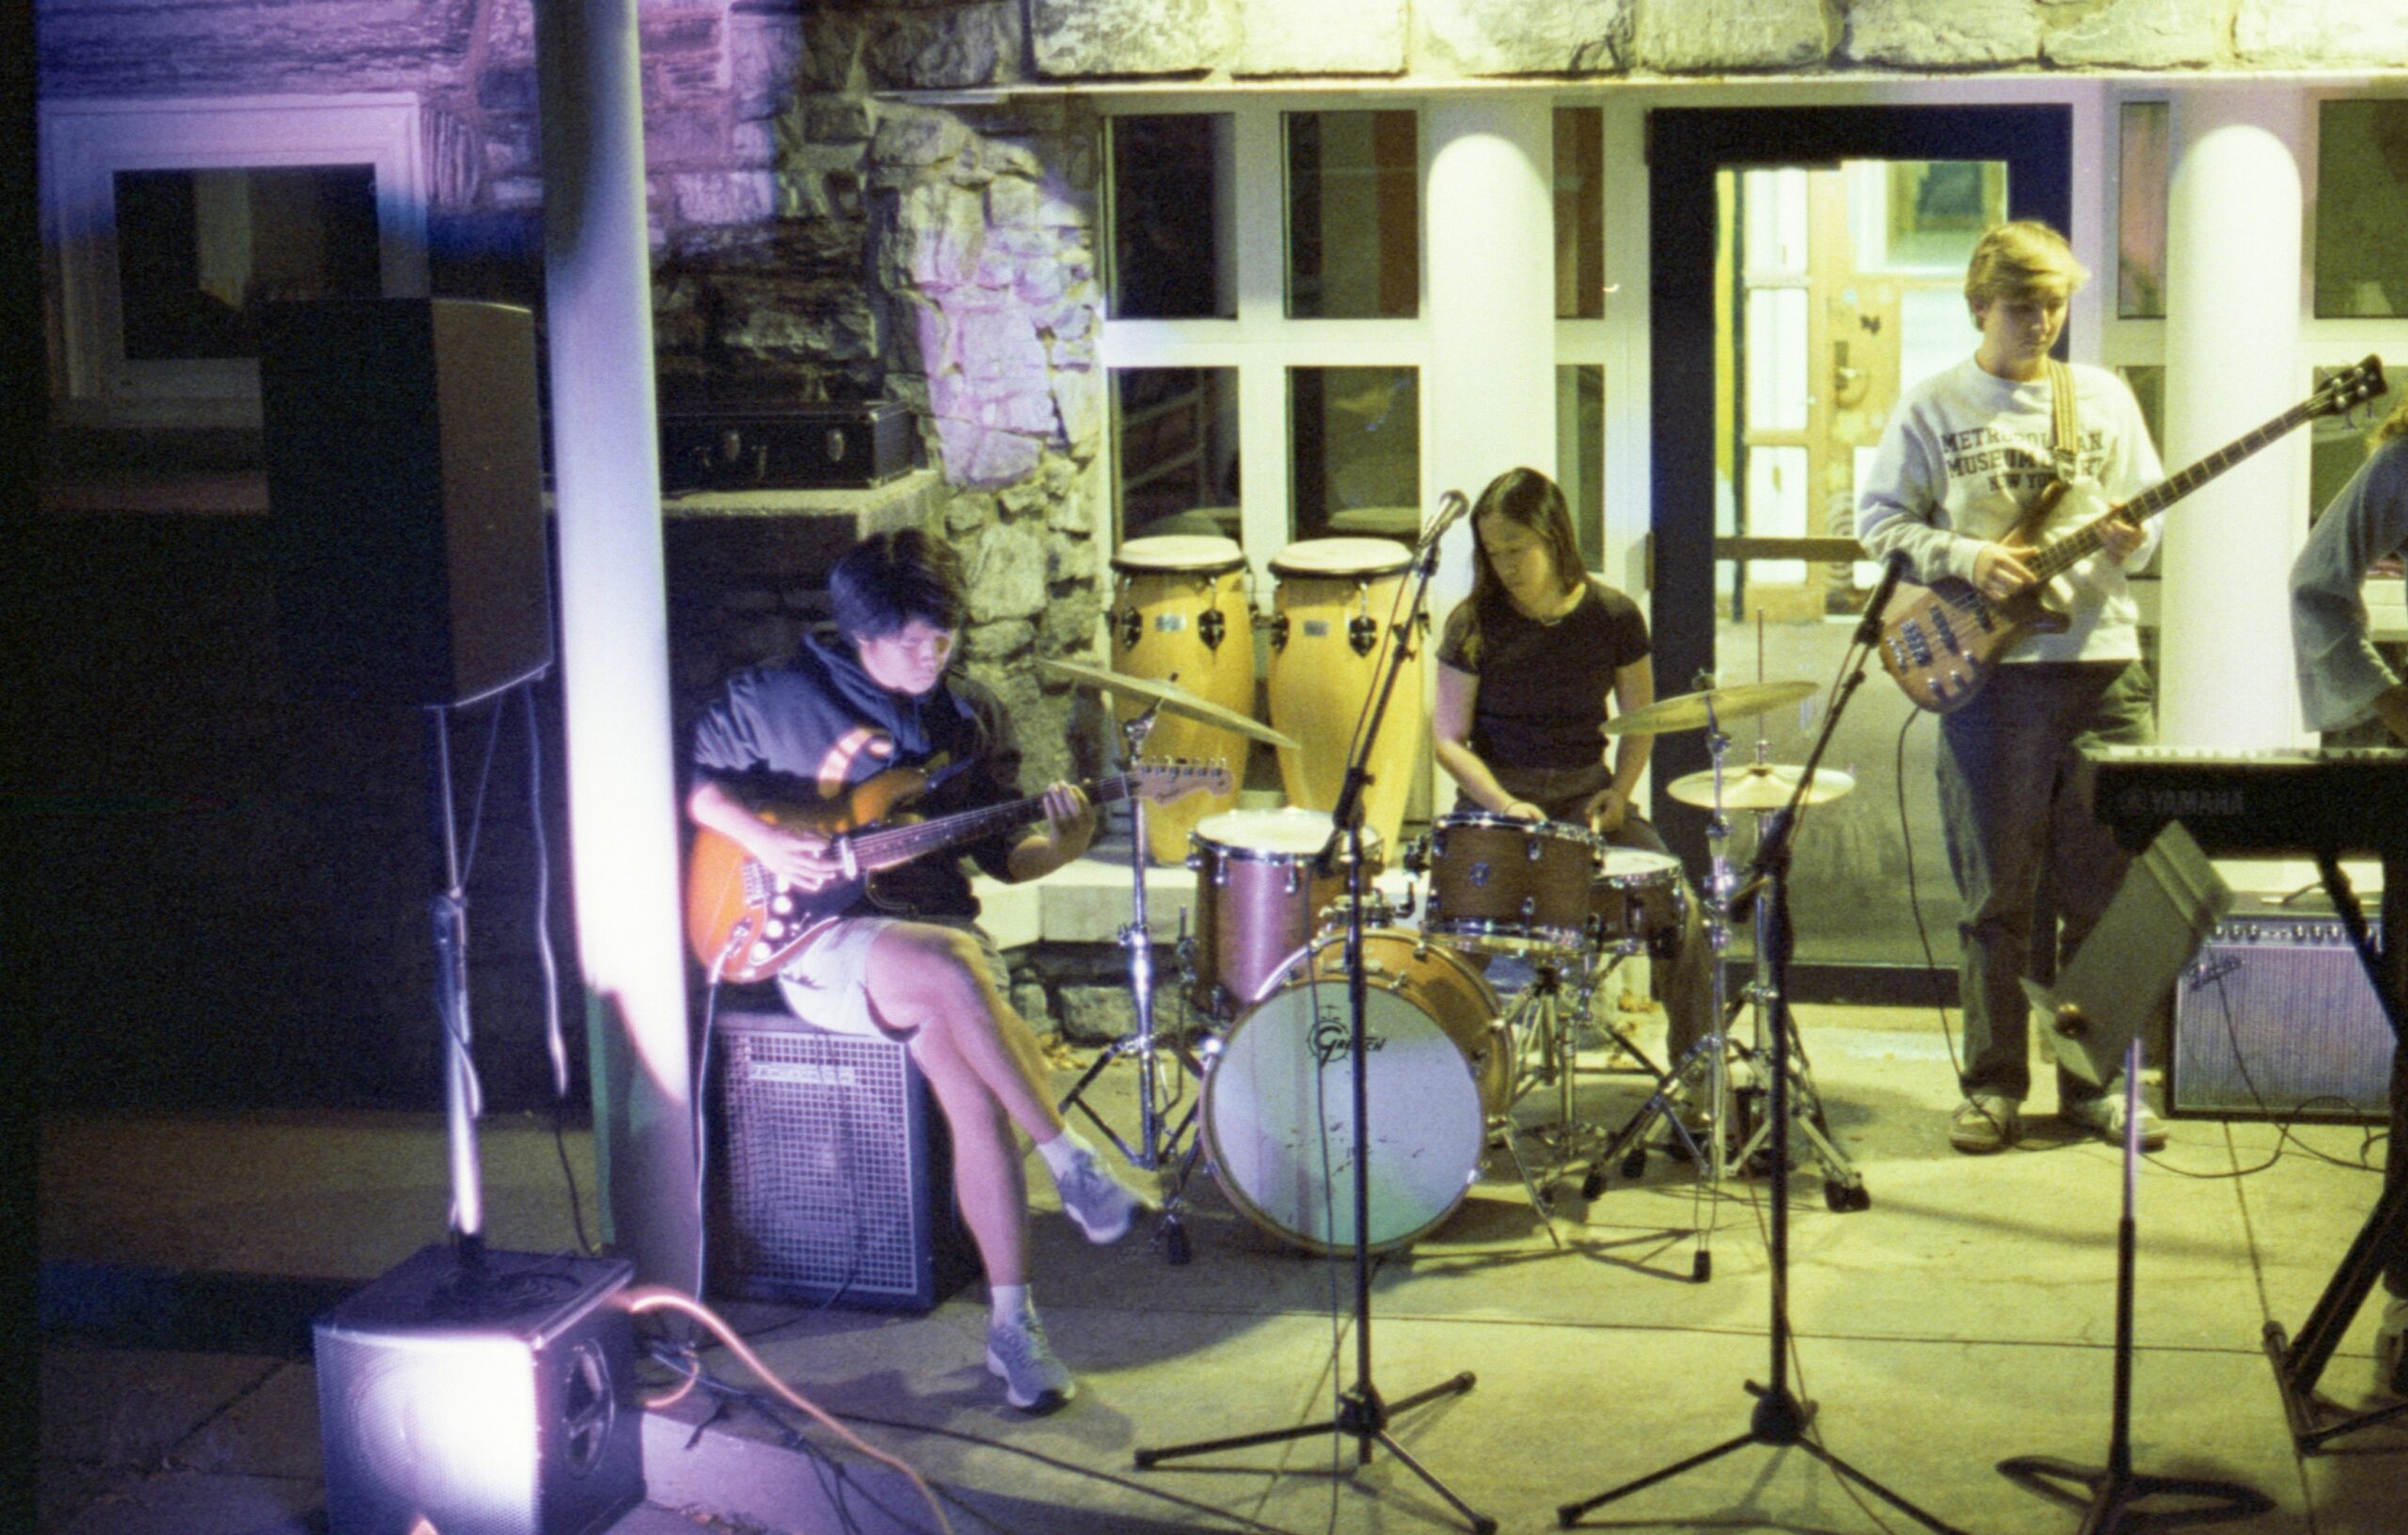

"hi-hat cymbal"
[1667,762,1856,812]
[1039,658,1302,751]
[1599,680,1817,737]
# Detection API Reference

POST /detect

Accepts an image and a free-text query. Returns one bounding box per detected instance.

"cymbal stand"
[1054,702,1205,1266]
[1559,585,1959,1534]
[1138,503,1495,1535]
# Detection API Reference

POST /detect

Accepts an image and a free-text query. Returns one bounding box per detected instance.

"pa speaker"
[261,298,553,707]
[2171,910,2394,1123]
[708,1009,976,1311]
[313,1245,643,1535]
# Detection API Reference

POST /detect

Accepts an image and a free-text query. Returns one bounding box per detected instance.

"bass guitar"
[687,757,1228,982]
[1877,355,2386,713]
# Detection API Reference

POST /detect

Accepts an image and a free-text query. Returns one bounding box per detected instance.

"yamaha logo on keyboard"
[2122,786,2245,820]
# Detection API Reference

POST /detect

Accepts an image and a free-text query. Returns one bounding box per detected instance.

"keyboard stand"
[2261,848,2408,1452]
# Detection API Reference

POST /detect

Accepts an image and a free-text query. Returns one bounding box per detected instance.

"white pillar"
[1425,100,1557,610]
[534,0,700,1288]
[2158,88,2308,750]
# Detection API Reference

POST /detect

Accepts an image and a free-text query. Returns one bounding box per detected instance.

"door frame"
[1647,104,2071,998]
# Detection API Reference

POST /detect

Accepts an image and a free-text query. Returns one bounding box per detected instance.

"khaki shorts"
[775,916,1004,1041]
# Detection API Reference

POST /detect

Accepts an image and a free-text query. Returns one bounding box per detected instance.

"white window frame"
[41,94,430,429]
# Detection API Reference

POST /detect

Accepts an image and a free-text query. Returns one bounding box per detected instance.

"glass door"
[1649,106,2071,989]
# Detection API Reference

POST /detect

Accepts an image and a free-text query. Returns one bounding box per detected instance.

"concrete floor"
[37,996,2408,1535]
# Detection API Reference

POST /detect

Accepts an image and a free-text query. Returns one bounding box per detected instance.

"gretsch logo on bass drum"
[1311,1005,1387,1067]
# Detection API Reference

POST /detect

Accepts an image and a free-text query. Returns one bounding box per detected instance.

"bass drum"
[1108,535,1254,864]
[1201,930,1505,1254]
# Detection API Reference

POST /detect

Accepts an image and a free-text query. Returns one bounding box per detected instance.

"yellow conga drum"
[1266,537,1423,855]
[1109,535,1254,864]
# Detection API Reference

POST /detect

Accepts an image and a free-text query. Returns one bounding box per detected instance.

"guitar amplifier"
[2169,908,2394,1122]
[706,1009,975,1311]
[661,402,916,491]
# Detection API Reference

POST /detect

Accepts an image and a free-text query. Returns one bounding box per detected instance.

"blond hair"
[1964,221,2088,310]
[2372,395,2408,448]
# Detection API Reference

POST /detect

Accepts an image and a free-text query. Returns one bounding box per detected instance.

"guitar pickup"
[1930,609,1962,656]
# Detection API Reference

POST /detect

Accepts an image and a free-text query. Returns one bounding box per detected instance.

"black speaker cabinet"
[2171,910,2394,1122]
[313,1245,643,1535]
[708,1009,976,1311]
[262,298,554,707]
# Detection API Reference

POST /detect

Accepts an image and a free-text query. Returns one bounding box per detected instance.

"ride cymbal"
[1599,680,1817,737]
[1039,657,1302,751]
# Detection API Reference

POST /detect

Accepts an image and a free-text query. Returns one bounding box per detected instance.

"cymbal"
[1667,762,1856,812]
[1599,680,1817,737]
[1039,658,1301,751]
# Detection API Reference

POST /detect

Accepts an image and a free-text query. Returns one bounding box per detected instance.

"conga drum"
[1108,535,1254,864]
[1266,537,1423,856]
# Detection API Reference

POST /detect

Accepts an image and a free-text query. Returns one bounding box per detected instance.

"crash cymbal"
[1667,762,1856,812]
[1599,680,1818,737]
[1039,658,1302,751]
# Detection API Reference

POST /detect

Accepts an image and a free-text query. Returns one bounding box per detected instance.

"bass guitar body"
[1874,577,2064,714]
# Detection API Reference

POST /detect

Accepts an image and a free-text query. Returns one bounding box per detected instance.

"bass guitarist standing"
[1856,221,2166,1155]
[688,529,1144,1414]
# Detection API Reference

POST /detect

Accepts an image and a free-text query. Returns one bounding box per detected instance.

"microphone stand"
[1559,555,1961,1534]
[1138,496,1495,1535]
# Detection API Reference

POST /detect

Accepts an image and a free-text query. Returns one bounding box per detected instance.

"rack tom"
[1590,847,1686,957]
[1185,808,1384,1021]
[1420,811,1600,957]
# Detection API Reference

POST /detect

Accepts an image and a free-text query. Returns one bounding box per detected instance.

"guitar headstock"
[1131,757,1233,803]
[2312,354,2388,419]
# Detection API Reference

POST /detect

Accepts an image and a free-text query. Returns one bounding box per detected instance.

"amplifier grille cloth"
[2171,917,2393,1122]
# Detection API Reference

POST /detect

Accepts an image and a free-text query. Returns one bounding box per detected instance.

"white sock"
[1036,1126,1093,1182]
[990,1282,1034,1329]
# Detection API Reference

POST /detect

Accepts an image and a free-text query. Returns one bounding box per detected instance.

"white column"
[1425,99,1557,610]
[534,0,700,1288]
[2158,87,2308,750]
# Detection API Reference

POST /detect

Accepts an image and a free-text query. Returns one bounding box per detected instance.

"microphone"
[1418,489,1471,551]
[1851,551,1909,650]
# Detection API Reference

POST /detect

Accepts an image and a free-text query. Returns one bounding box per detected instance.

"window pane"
[1107,115,1236,321]
[1744,287,1809,433]
[2116,364,2166,463]
[1288,365,1419,543]
[1113,368,1241,543]
[2317,101,2408,318]
[1846,159,2004,275]
[2311,362,2408,519]
[1554,107,1604,320]
[1285,111,1418,319]
[2117,102,2169,319]
[1554,365,1604,571]
[115,165,380,360]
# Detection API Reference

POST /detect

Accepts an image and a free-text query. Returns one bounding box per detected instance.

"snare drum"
[1590,847,1687,956]
[1110,536,1254,864]
[1420,812,1601,957]
[1201,929,1506,1253]
[1186,808,1385,1021]
[1266,538,1423,856]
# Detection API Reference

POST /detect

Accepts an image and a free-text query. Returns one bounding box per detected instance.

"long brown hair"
[1458,467,1584,665]
[2371,395,2408,448]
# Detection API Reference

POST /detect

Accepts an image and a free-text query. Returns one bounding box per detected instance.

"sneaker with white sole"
[2376,1294,2408,1400]
[1054,1147,1144,1243]
[1949,1095,2021,1154]
[987,1314,1074,1414]
[2065,1093,2167,1151]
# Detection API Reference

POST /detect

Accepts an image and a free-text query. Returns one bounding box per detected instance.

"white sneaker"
[987,1313,1074,1414]
[2066,1093,2167,1152]
[1054,1147,1144,1244]
[2376,1294,2408,1400]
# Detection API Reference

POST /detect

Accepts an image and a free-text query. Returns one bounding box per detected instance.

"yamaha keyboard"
[2082,745,2408,856]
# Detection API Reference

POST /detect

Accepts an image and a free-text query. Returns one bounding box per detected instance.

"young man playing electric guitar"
[688,528,1146,1414]
[1857,221,2167,1155]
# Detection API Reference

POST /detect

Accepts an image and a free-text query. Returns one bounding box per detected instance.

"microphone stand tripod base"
[1994,1454,2269,1535]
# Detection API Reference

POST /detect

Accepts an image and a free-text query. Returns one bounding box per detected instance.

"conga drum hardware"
[1101,535,1259,865]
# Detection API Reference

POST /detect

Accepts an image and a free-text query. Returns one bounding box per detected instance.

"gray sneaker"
[1054,1147,1143,1243]
[987,1314,1074,1414]
[1949,1095,2021,1154]
[2376,1294,2408,1400]
[2066,1093,2167,1151]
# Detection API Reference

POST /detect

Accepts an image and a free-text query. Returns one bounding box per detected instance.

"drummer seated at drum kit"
[1430,467,1718,1095]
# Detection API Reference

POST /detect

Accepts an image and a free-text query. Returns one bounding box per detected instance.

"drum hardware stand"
[1502,951,1652,1216]
[1055,701,1207,1266]
[2260,848,2408,1451]
[2000,1038,2271,1532]
[1138,490,1497,1535]
[1560,559,1959,1533]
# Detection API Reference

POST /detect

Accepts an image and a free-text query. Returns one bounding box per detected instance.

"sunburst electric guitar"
[687,757,1228,983]
[1877,355,2387,713]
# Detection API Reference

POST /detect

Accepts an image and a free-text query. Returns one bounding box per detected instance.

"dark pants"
[1483,766,1715,1064]
[1936,660,2154,1107]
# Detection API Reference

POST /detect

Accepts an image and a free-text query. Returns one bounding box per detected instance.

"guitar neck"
[844,774,1141,871]
[2028,398,2324,584]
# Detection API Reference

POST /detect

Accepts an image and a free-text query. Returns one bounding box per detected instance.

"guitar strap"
[2046,357,2081,487]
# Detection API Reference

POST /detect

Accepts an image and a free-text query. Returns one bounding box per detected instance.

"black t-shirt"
[689,632,1022,920]
[1436,579,1651,771]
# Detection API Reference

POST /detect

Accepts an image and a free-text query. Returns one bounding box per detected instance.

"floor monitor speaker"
[261,298,553,707]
